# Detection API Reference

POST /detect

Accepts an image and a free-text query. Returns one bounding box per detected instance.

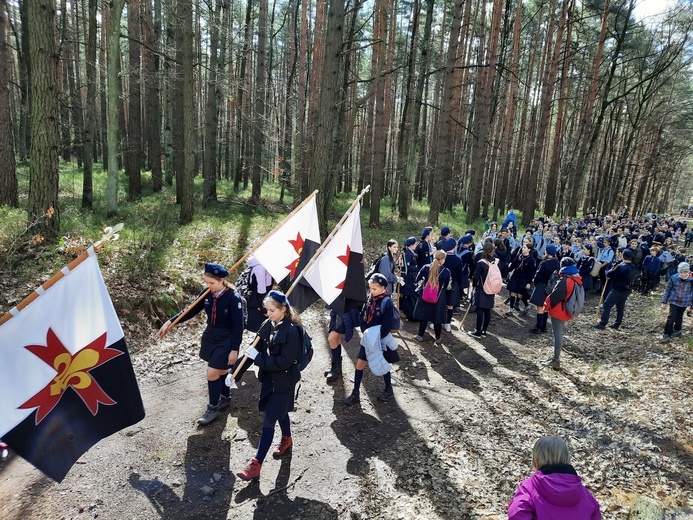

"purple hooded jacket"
[508,465,601,519]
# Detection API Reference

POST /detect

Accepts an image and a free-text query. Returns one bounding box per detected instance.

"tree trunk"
[179,0,194,223]
[106,0,125,216]
[0,0,18,207]
[81,0,97,209]
[28,0,60,235]
[250,0,267,201]
[126,0,142,200]
[203,0,221,202]
[143,0,163,191]
[369,0,388,228]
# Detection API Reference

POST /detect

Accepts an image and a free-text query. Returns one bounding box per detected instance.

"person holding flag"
[158,263,244,426]
[236,290,302,481]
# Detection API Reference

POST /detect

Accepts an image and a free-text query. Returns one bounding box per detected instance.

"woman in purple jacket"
[508,436,601,519]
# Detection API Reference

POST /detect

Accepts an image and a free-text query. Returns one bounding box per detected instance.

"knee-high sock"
[509,295,516,309]
[352,369,364,394]
[207,377,223,406]
[255,415,277,463]
[331,344,342,360]
[446,309,454,324]
[383,371,392,391]
[278,414,291,437]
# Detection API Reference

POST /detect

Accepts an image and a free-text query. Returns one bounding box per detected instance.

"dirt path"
[1,292,692,519]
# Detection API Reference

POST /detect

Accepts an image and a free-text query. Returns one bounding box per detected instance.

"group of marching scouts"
[157,209,692,489]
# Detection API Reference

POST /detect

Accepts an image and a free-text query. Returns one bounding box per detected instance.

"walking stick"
[595,277,609,323]
[459,300,473,332]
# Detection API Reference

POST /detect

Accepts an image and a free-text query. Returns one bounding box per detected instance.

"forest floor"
[1,282,693,519]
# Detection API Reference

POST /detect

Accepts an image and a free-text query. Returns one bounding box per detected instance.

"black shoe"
[468,329,482,338]
[376,388,394,402]
[343,392,360,406]
[592,323,606,330]
[217,395,231,411]
[671,330,682,338]
[198,404,221,426]
[609,323,620,330]
[481,330,488,337]
[325,357,343,383]
[528,327,542,334]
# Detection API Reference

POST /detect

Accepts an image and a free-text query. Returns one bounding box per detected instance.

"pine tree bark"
[369,0,388,228]
[250,0,268,202]
[179,0,195,223]
[0,0,18,207]
[27,0,60,235]
[81,0,97,209]
[126,0,142,200]
[106,0,125,216]
[203,0,222,202]
[143,0,163,191]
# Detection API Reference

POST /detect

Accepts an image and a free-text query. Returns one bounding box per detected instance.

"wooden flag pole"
[595,277,609,323]
[161,190,320,336]
[231,186,370,381]
[0,224,125,327]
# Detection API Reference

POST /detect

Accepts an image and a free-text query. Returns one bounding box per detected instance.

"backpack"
[365,253,387,281]
[234,290,249,329]
[422,283,439,303]
[564,277,585,317]
[294,325,313,372]
[545,270,560,295]
[234,267,253,298]
[382,296,401,332]
[482,259,503,294]
[625,263,642,291]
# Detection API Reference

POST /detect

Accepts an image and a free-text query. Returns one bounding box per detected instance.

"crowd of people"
[154,208,691,514]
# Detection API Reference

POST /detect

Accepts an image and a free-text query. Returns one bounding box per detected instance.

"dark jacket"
[401,248,419,297]
[412,264,450,323]
[415,241,433,270]
[472,259,497,309]
[361,294,394,339]
[508,253,536,294]
[606,261,635,292]
[533,258,560,286]
[254,320,301,392]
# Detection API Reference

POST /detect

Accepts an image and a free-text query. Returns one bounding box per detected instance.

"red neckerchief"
[366,292,387,324]
[210,287,228,325]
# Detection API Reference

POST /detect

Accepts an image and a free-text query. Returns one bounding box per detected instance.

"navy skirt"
[259,379,295,422]
[529,283,547,306]
[200,327,234,370]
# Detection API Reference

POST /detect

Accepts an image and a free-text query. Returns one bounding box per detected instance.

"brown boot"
[272,435,293,458]
[237,458,262,480]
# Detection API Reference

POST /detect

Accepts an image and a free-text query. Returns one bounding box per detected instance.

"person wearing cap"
[399,237,419,321]
[528,245,561,333]
[592,249,638,330]
[237,290,303,481]
[659,262,693,343]
[435,226,452,251]
[541,257,583,370]
[468,242,498,338]
[415,227,434,270]
[442,237,462,332]
[456,234,476,304]
[158,263,244,425]
[343,273,396,405]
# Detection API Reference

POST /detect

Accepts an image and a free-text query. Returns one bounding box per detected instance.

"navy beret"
[441,226,451,236]
[205,263,229,278]
[421,228,432,240]
[459,234,474,245]
[268,289,290,307]
[545,244,558,256]
[369,273,389,287]
[404,236,417,247]
[622,249,634,260]
[442,237,457,251]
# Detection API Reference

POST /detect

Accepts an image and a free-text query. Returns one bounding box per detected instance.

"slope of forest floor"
[1,282,692,519]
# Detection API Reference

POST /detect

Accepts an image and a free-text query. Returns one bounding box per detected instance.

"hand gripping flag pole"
[0,223,124,327]
[160,190,320,336]
[230,186,371,383]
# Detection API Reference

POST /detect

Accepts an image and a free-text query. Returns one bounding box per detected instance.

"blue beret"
[442,237,457,251]
[421,228,432,240]
[404,236,417,247]
[441,226,451,236]
[459,234,474,245]
[545,244,558,256]
[205,263,229,278]
[369,273,389,287]
[268,289,290,307]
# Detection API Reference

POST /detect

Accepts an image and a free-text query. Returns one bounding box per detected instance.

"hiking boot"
[434,338,442,346]
[468,330,482,338]
[325,357,343,383]
[671,330,682,338]
[376,388,395,402]
[660,335,672,344]
[444,323,451,333]
[591,323,606,330]
[272,436,293,458]
[217,395,231,411]
[197,404,220,426]
[237,458,262,481]
[343,392,360,406]
[413,335,424,342]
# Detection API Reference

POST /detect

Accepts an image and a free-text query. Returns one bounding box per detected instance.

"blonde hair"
[427,250,447,289]
[263,294,302,325]
[532,436,571,469]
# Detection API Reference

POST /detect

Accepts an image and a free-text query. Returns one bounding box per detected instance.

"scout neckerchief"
[210,286,228,325]
[366,292,387,325]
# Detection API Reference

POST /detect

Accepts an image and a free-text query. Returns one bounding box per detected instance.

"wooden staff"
[459,300,473,332]
[595,277,609,323]
[161,190,319,336]
[231,186,371,381]
[0,224,125,327]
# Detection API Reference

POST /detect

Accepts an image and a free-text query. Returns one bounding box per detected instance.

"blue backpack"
[294,325,313,372]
